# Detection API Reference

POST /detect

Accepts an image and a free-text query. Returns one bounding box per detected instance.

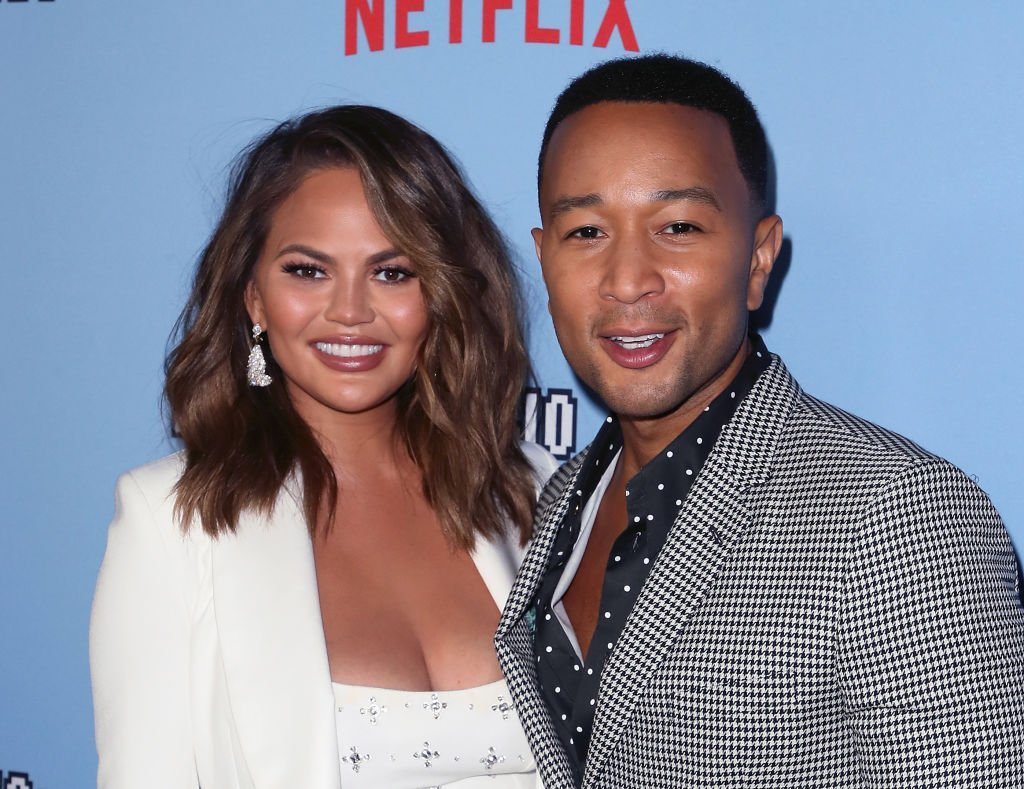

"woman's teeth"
[315,342,383,357]
[609,333,664,350]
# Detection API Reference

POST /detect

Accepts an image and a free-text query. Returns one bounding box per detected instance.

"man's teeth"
[610,333,664,350]
[315,342,384,358]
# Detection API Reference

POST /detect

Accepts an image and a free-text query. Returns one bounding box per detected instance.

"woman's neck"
[300,402,412,483]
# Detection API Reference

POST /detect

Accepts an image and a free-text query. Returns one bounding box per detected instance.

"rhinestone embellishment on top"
[359,696,387,724]
[342,745,370,773]
[414,741,440,768]
[423,693,448,719]
[480,746,505,770]
[334,679,533,780]
[491,695,513,720]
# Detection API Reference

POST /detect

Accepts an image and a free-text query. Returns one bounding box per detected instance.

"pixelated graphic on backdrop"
[522,387,578,460]
[0,773,34,789]
[2,1,1023,786]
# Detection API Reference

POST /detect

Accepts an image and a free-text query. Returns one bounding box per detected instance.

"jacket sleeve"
[838,458,1024,787]
[90,470,198,788]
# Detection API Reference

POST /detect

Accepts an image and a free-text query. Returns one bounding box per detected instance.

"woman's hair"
[165,105,536,549]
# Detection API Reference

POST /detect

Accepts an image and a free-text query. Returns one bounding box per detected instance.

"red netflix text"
[344,0,639,55]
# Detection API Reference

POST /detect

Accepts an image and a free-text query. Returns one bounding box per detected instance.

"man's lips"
[606,332,664,350]
[599,329,677,369]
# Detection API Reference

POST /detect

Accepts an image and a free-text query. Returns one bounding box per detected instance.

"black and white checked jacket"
[497,356,1024,788]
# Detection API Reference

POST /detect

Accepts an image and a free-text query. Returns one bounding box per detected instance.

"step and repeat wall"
[2,2,1023,785]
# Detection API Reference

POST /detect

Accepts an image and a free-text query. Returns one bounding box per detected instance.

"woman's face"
[245,167,429,426]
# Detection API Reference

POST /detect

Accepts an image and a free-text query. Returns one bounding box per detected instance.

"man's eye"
[569,226,602,240]
[372,265,415,283]
[663,221,699,235]
[282,263,326,278]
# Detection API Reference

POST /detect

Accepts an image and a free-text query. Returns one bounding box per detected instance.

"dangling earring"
[247,323,272,387]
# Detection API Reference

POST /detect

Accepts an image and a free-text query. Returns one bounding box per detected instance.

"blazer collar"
[472,524,529,614]
[496,457,587,788]
[711,355,798,489]
[497,455,588,638]
[212,488,342,789]
[582,357,799,786]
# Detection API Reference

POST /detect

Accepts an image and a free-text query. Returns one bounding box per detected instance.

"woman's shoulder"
[519,441,561,490]
[114,451,186,505]
[109,451,189,536]
[118,450,186,489]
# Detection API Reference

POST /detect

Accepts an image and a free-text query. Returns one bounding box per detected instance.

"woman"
[90,105,557,788]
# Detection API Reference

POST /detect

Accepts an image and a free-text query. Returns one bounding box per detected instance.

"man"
[496,54,1024,788]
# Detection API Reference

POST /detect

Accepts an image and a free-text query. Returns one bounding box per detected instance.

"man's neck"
[616,336,751,479]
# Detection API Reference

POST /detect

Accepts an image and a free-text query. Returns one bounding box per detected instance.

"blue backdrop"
[2,2,1022,786]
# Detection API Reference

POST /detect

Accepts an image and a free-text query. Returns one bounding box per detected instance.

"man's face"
[534,101,782,422]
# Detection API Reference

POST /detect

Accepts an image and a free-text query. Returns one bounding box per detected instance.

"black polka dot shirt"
[532,335,772,779]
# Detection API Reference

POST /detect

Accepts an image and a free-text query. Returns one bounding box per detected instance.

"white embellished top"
[333,678,537,787]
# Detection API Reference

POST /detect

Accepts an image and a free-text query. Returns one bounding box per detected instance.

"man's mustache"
[590,305,686,334]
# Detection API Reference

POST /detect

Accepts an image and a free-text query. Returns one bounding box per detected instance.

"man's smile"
[599,329,677,370]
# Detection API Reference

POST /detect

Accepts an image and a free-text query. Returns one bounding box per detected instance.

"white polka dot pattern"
[531,340,771,771]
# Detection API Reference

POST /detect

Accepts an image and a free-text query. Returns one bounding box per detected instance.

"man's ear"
[531,226,554,316]
[244,280,265,328]
[746,214,783,311]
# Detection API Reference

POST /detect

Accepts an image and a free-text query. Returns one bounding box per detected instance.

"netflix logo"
[344,0,639,55]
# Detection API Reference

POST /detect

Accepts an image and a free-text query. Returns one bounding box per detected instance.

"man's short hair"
[539,53,770,212]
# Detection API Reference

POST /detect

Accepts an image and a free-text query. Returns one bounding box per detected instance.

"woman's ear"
[244,280,265,328]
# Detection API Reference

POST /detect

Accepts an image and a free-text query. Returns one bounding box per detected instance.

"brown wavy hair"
[165,105,536,549]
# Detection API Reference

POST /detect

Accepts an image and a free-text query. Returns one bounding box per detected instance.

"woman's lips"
[600,330,676,369]
[315,341,384,357]
[312,340,387,371]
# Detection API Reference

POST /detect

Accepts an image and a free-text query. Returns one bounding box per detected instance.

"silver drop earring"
[247,323,272,387]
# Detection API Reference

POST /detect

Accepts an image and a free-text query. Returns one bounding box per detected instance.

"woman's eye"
[663,221,699,235]
[282,262,326,279]
[568,226,603,240]
[373,265,415,283]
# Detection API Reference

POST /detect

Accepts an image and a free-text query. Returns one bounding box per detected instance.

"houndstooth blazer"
[496,355,1024,788]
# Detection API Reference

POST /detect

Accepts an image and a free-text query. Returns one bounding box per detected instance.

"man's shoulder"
[789,389,938,464]
[788,389,1002,518]
[750,354,939,468]
[736,355,982,504]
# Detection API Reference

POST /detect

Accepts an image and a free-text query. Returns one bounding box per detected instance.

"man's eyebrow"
[546,187,722,222]
[651,187,722,210]
[547,193,603,220]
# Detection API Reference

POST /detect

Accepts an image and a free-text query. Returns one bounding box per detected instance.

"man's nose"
[597,235,665,304]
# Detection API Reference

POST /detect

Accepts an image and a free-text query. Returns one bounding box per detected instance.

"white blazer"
[90,444,559,789]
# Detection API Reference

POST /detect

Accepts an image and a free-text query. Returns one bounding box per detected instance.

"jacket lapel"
[212,487,342,789]
[472,526,526,613]
[582,359,798,787]
[496,456,586,789]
